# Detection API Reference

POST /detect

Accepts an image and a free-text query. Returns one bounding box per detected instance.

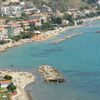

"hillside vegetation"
[32,0,98,11]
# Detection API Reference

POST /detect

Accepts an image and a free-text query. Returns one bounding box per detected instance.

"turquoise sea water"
[0,20,100,100]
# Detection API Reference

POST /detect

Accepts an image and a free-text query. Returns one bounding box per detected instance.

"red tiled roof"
[0,80,12,84]
[29,19,40,23]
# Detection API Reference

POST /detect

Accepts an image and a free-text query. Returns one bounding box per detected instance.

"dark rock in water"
[96,31,100,33]
[38,65,65,83]
[10,64,14,66]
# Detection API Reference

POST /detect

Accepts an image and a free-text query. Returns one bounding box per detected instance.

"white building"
[0,26,8,40]
[62,20,69,26]
[40,5,53,13]
[1,5,22,16]
[0,80,12,88]
[1,6,10,15]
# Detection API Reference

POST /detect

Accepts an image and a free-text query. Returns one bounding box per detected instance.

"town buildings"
[0,0,99,41]
[1,5,22,16]
[29,13,48,27]
[7,21,22,38]
[0,18,22,40]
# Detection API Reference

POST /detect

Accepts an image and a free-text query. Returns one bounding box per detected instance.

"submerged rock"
[38,65,65,83]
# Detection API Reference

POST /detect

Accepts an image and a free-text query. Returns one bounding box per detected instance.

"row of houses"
[0,1,54,40]
[66,8,98,19]
[0,12,49,40]
[0,19,22,40]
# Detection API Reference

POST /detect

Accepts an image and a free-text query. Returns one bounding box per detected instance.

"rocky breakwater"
[38,65,65,83]
[51,32,82,45]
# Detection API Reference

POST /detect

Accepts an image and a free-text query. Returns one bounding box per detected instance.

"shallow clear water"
[0,20,100,100]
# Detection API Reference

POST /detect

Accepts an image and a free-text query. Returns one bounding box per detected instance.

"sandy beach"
[32,27,71,41]
[0,70,35,100]
[0,39,33,52]
[0,26,75,52]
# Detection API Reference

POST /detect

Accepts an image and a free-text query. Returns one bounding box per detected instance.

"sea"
[0,20,100,100]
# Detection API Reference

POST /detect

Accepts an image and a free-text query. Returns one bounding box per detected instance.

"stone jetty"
[38,65,65,83]
[51,32,82,45]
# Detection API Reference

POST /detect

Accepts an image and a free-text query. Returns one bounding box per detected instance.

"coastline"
[0,16,100,52]
[0,69,35,100]
[0,39,34,52]
[82,16,100,22]
[0,16,97,100]
[0,26,81,52]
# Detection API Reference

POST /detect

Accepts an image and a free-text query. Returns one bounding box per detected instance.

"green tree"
[7,83,17,93]
[21,12,28,20]
[0,40,10,45]
[41,22,54,30]
[12,36,21,42]
[3,75,12,80]
[63,13,74,24]
[51,17,62,25]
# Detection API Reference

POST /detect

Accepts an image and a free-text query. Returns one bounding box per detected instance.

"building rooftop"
[0,80,12,84]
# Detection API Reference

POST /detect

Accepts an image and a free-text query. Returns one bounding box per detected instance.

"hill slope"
[32,0,98,11]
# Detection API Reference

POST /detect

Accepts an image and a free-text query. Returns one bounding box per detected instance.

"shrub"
[3,75,12,80]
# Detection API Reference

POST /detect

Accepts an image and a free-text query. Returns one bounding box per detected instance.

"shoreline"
[0,26,81,52]
[82,16,100,22]
[0,69,35,100]
[0,16,100,52]
[0,39,34,52]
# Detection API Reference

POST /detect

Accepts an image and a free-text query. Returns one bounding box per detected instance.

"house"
[0,25,8,40]
[62,20,69,26]
[84,9,90,14]
[66,9,79,17]
[0,80,12,88]
[29,19,42,27]
[20,0,34,8]
[1,6,11,16]
[20,2,25,8]
[24,7,38,15]
[39,5,52,13]
[1,5,22,16]
[0,18,6,25]
[7,21,21,38]
[29,14,43,27]
[20,21,30,30]
[0,19,8,40]
[29,14,48,26]
[10,5,22,16]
